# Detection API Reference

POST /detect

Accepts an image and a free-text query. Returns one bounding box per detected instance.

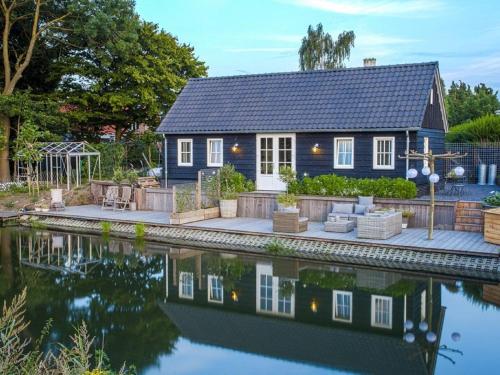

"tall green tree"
[299,23,355,71]
[445,81,500,126]
[63,21,207,141]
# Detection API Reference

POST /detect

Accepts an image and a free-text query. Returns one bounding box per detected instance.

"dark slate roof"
[159,302,427,375]
[157,62,438,134]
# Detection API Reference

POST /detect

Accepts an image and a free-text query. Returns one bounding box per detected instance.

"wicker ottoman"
[324,220,355,233]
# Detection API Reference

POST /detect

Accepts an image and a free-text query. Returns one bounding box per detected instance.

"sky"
[135,0,500,91]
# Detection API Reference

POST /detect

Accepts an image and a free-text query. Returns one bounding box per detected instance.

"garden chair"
[101,186,119,210]
[273,211,308,233]
[115,186,132,211]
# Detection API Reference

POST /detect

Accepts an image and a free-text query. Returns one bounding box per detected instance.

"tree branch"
[1,0,11,93]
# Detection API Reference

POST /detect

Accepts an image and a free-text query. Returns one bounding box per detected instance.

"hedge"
[288,174,417,199]
[446,114,500,143]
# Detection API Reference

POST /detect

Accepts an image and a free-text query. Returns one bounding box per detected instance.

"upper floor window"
[178,139,193,167]
[207,138,223,167]
[371,295,392,329]
[373,137,395,170]
[334,137,354,169]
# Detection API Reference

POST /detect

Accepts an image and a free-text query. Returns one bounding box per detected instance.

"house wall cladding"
[166,131,424,182]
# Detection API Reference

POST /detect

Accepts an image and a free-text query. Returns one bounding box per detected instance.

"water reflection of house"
[162,248,443,374]
[483,284,500,307]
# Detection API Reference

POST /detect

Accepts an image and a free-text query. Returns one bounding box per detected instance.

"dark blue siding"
[297,132,410,179]
[414,128,446,184]
[165,130,444,184]
[166,134,256,182]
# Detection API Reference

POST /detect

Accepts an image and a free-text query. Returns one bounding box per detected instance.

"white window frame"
[423,137,429,168]
[206,138,223,167]
[177,139,193,167]
[256,264,295,318]
[179,271,194,300]
[207,274,224,304]
[373,137,395,170]
[332,290,353,323]
[420,290,427,322]
[334,137,354,169]
[371,295,393,329]
[430,88,434,105]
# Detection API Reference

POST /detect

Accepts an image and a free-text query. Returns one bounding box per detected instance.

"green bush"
[483,192,500,207]
[218,164,255,200]
[135,222,146,238]
[288,174,417,199]
[101,221,112,234]
[446,114,500,143]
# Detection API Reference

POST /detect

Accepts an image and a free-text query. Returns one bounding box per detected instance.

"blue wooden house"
[156,61,447,190]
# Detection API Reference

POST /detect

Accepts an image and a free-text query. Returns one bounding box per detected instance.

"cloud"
[225,47,296,53]
[258,34,303,43]
[358,34,420,46]
[443,55,500,88]
[279,0,442,15]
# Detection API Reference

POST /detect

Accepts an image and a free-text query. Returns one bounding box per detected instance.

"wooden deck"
[33,205,499,256]
[186,217,500,256]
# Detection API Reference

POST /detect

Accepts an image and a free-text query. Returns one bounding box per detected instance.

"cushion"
[358,196,374,206]
[354,204,367,214]
[332,203,353,214]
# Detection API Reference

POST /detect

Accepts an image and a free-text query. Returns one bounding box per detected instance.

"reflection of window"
[371,295,392,329]
[420,290,427,322]
[256,264,294,317]
[207,139,223,167]
[373,137,395,170]
[208,275,223,303]
[333,291,352,323]
[260,274,273,311]
[334,138,354,169]
[179,272,194,299]
[178,139,193,166]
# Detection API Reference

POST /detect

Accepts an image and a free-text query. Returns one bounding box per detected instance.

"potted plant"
[217,164,254,218]
[482,192,500,208]
[277,166,299,212]
[401,210,415,229]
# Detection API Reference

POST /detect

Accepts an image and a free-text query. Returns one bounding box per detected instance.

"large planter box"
[204,207,220,220]
[220,199,238,218]
[170,209,205,225]
[484,207,500,245]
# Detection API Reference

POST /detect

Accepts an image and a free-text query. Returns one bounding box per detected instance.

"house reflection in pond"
[161,247,443,375]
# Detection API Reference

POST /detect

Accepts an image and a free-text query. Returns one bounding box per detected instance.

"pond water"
[0,227,499,374]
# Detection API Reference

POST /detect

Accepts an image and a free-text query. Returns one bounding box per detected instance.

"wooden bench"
[137,176,160,188]
[273,211,308,233]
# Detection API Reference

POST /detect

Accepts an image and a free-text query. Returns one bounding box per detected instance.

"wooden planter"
[204,207,220,219]
[484,207,500,245]
[170,209,205,225]
[220,199,238,218]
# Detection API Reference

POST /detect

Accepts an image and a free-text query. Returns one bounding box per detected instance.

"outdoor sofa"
[327,197,375,224]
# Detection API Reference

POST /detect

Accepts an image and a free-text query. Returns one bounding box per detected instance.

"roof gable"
[157,62,439,134]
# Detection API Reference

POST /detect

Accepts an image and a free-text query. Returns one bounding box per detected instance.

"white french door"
[256,134,296,191]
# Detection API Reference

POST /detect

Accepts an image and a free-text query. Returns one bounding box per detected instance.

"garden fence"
[444,142,500,183]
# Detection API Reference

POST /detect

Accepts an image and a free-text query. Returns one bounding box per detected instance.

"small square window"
[332,290,352,323]
[334,137,354,169]
[178,139,193,167]
[207,139,223,167]
[371,295,392,329]
[207,275,224,303]
[179,272,194,299]
[373,137,395,170]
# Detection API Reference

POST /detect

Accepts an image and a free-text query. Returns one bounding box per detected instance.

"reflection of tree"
[204,256,252,291]
[461,282,497,310]
[0,231,179,372]
[299,269,356,290]
[0,228,13,293]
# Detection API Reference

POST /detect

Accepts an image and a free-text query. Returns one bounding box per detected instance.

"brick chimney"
[363,58,376,67]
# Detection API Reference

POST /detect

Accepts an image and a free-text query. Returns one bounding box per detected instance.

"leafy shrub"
[126,169,139,185]
[135,223,146,238]
[446,114,500,143]
[101,221,112,234]
[288,174,417,199]
[217,164,254,200]
[112,168,125,184]
[483,192,500,207]
[265,239,296,256]
[277,193,297,207]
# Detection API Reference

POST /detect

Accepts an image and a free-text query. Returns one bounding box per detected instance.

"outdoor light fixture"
[303,172,309,177]
[429,173,440,184]
[312,143,320,153]
[310,299,318,313]
[404,319,414,330]
[231,290,239,302]
[426,331,437,343]
[406,168,418,179]
[232,143,239,152]
[451,332,461,342]
[419,321,429,332]
[421,166,431,176]
[403,332,416,343]
[454,166,465,177]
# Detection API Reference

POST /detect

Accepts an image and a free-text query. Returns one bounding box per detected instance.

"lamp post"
[400,150,466,240]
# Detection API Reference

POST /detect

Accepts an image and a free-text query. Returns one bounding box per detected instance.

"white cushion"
[332,203,353,214]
